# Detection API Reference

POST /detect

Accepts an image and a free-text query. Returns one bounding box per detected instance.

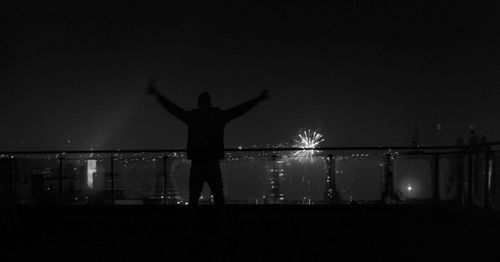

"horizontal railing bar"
[0,143,497,155]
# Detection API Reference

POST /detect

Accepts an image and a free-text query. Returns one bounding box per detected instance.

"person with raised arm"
[146,78,269,205]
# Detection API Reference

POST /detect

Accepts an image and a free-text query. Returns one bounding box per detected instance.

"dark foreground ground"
[2,205,500,261]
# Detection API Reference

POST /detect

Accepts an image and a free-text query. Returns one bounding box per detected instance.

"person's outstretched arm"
[223,90,270,123]
[146,78,190,123]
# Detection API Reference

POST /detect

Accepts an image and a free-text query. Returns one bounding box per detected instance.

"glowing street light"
[407,184,412,201]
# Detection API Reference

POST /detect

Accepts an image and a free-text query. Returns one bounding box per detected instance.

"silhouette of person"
[147,78,269,205]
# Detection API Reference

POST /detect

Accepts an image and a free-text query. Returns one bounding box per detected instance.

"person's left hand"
[146,77,159,95]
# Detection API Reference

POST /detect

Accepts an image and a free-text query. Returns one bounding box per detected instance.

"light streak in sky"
[293,129,325,163]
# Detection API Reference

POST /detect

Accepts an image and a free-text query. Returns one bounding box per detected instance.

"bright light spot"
[87,160,97,189]
[293,129,325,163]
[407,186,412,191]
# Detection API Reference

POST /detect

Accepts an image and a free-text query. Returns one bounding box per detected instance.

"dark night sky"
[2,0,500,151]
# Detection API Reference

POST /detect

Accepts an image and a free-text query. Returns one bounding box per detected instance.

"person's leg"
[188,161,205,206]
[204,161,228,257]
[205,161,225,205]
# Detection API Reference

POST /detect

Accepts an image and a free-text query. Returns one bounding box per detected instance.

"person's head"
[197,92,212,109]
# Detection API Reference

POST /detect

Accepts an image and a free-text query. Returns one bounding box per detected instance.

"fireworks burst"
[293,129,325,163]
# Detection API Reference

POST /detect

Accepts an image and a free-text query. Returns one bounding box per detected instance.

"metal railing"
[1,142,498,208]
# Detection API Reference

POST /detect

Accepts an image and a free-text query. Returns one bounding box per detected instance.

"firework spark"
[293,129,325,163]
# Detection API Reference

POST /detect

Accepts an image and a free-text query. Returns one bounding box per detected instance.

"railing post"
[324,154,340,204]
[163,154,168,206]
[432,154,440,203]
[266,154,283,204]
[455,154,466,206]
[110,155,115,205]
[484,147,492,209]
[59,155,64,205]
[8,156,15,206]
[382,152,397,203]
[467,150,474,207]
[455,138,465,206]
[272,154,279,203]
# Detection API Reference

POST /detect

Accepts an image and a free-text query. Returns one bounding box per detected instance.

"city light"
[407,184,413,200]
